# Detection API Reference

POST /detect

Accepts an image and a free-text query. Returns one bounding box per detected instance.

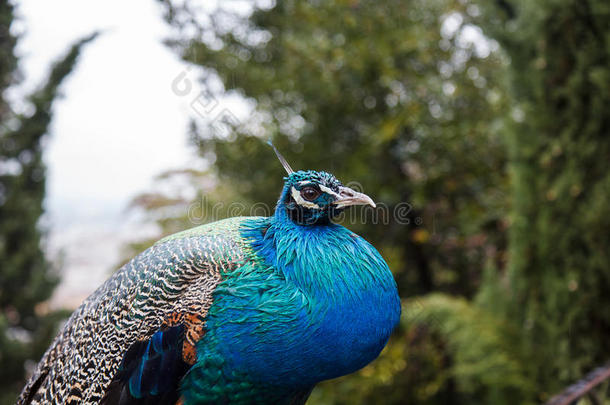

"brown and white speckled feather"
[18,217,253,405]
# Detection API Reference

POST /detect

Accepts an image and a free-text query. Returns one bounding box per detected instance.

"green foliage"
[407,294,533,403]
[475,0,610,400]
[0,10,97,401]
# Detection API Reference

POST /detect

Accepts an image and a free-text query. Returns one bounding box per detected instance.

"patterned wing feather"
[18,218,248,405]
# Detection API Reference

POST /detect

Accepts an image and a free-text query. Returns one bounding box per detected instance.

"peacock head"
[269,142,376,226]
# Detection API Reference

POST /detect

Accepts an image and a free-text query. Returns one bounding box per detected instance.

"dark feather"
[101,325,190,405]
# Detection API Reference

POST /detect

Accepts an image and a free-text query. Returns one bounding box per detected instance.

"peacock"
[18,146,401,405]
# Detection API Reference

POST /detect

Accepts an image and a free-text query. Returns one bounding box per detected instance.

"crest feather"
[268,141,294,174]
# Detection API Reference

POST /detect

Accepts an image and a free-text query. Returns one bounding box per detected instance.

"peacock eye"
[300,186,321,202]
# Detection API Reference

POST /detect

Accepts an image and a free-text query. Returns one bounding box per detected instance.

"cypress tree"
[478,0,610,399]
[0,2,97,399]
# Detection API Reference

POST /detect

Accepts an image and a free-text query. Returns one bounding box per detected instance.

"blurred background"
[0,0,608,404]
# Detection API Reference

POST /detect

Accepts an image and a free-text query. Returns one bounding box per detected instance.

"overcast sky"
[12,0,204,307]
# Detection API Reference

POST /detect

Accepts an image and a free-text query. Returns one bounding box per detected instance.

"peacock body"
[18,163,401,405]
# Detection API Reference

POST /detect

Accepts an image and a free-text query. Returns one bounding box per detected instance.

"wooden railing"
[546,362,610,405]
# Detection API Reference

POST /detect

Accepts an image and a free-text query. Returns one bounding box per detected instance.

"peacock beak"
[334,186,376,209]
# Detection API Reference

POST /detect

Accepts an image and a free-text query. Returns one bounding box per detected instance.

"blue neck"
[245,189,395,304]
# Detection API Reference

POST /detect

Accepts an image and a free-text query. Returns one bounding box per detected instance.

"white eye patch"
[291,187,321,209]
[318,184,341,199]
